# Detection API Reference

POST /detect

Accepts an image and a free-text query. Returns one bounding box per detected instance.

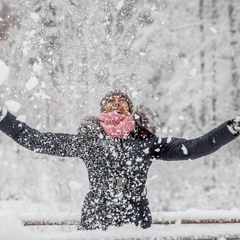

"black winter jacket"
[0,111,238,230]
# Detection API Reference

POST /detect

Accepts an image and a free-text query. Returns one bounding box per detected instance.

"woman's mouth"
[112,109,122,114]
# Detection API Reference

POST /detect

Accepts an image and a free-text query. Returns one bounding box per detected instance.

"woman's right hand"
[233,116,240,132]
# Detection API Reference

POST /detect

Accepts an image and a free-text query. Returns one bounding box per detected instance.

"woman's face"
[104,95,130,116]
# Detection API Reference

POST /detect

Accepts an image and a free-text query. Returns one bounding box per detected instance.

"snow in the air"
[0,0,240,239]
[30,12,40,22]
[25,77,39,91]
[32,62,42,74]
[209,27,218,34]
[5,100,21,113]
[0,59,9,85]
[181,144,188,155]
[16,115,27,123]
[116,0,124,10]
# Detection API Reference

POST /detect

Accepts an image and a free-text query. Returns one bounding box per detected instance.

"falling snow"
[25,77,39,91]
[181,144,188,155]
[116,0,124,10]
[209,27,218,34]
[5,100,21,113]
[0,0,240,239]
[0,59,9,85]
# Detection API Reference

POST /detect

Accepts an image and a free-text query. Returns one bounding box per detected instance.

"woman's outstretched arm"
[152,119,239,161]
[0,108,90,158]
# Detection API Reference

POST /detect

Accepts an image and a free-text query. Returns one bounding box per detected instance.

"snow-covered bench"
[22,209,240,226]
[17,210,240,240]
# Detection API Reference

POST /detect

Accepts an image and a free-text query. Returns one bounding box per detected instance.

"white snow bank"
[13,222,240,240]
[19,208,240,224]
[0,59,9,85]
[152,208,240,223]
[0,210,36,240]
[16,209,240,239]
[1,201,240,240]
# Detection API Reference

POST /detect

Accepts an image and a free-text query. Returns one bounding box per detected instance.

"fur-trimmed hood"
[77,106,156,139]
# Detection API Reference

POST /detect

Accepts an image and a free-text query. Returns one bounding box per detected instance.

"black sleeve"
[152,121,239,161]
[0,111,90,157]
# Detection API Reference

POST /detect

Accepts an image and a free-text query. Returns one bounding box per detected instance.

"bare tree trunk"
[211,0,217,125]
[228,1,240,114]
[0,0,10,40]
[199,0,205,78]
[199,0,206,127]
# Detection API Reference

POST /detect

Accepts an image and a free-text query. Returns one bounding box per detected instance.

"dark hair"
[133,105,156,137]
[100,90,134,113]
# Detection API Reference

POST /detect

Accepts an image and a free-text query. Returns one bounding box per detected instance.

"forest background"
[0,0,240,214]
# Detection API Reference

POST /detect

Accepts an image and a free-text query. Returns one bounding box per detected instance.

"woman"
[0,90,239,230]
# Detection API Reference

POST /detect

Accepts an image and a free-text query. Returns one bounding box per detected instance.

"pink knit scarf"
[97,112,135,139]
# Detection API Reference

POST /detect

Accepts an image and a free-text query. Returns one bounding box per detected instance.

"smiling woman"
[104,95,130,115]
[0,90,239,231]
[100,90,134,115]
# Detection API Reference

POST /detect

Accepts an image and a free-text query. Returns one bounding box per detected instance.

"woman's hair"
[78,90,155,138]
[100,90,134,114]
[133,105,156,137]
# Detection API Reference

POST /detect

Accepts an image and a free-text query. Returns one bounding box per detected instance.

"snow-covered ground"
[1,201,240,240]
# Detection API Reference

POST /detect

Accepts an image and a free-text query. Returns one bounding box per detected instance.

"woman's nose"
[113,102,120,106]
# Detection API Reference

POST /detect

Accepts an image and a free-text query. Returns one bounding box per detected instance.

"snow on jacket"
[0,110,238,230]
